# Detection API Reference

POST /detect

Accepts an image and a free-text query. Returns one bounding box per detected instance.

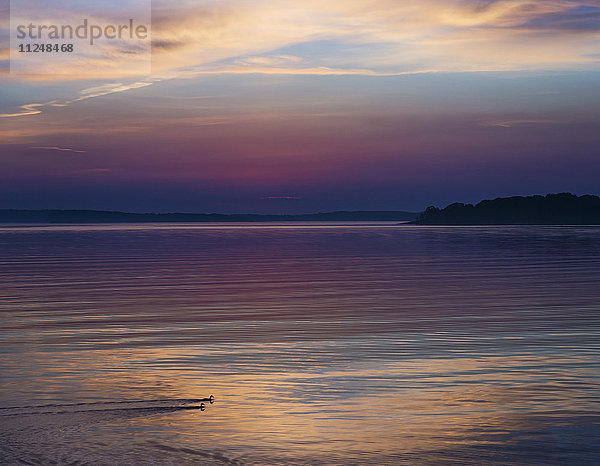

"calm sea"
[1,223,599,465]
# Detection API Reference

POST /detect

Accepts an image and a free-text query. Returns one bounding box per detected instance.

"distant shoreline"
[0,209,418,224]
[4,193,600,225]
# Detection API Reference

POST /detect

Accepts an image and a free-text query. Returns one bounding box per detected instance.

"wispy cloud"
[74,81,155,100]
[0,103,45,118]
[0,78,158,118]
[75,168,112,173]
[183,66,437,77]
[480,119,559,128]
[0,64,430,119]
[31,146,88,153]
[235,55,304,67]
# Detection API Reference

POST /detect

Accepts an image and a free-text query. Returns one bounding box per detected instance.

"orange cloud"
[2,0,598,120]
[150,0,600,76]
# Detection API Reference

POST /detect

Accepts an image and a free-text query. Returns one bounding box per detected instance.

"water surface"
[1,223,599,464]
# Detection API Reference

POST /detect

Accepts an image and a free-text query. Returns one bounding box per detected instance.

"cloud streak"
[74,81,155,100]
[30,146,88,153]
[0,78,157,118]
[480,119,560,128]
[0,103,44,118]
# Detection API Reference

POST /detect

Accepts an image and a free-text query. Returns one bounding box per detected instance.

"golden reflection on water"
[3,343,598,463]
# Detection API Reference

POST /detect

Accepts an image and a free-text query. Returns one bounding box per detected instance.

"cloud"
[30,146,88,153]
[149,0,600,77]
[5,0,596,82]
[0,103,45,118]
[74,81,155,100]
[73,168,112,173]
[480,119,559,128]
[2,0,599,121]
[523,5,600,32]
[0,78,157,118]
[0,64,435,119]
[235,55,304,67]
[183,65,436,77]
[6,2,151,78]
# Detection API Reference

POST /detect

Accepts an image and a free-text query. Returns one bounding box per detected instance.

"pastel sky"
[1,0,599,213]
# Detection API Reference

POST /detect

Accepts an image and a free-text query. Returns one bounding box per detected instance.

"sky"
[1,0,599,213]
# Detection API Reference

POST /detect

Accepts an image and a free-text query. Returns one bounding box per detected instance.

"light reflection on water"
[1,223,599,464]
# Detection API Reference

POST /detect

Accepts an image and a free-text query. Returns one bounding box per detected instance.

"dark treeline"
[414,193,600,225]
[5,194,599,225]
[0,209,418,223]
